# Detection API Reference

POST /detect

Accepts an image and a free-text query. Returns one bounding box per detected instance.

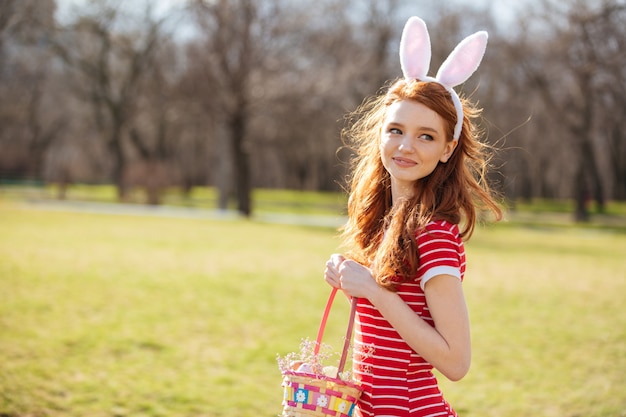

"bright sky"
[55,0,189,22]
[55,0,528,38]
[55,0,196,40]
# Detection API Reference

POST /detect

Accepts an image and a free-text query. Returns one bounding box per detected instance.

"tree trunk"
[229,109,251,217]
[216,125,232,211]
[573,163,590,222]
[109,128,127,201]
[579,138,605,213]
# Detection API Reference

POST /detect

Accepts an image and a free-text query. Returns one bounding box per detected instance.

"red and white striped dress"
[353,220,466,417]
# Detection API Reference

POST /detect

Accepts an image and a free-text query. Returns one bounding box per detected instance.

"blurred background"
[1,0,625,219]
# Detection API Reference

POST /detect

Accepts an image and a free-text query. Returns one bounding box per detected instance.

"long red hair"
[341,79,502,290]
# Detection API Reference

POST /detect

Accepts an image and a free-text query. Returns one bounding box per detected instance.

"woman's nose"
[398,135,414,152]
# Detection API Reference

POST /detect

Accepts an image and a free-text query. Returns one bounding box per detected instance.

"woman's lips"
[393,157,417,167]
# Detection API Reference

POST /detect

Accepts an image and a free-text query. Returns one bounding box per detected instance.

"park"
[1,0,626,415]
[1,186,625,416]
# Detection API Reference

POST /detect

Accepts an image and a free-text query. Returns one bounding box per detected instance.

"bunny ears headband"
[399,16,488,141]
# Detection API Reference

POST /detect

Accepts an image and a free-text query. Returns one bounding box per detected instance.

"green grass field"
[33,184,349,216]
[1,198,625,417]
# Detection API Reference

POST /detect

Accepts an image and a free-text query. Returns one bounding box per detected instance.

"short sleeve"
[416,221,466,290]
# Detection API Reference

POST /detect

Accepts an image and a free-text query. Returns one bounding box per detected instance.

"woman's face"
[379,99,457,202]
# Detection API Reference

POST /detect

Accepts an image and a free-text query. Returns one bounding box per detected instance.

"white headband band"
[399,16,488,141]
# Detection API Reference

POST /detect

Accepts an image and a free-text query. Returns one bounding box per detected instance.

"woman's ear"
[440,140,458,163]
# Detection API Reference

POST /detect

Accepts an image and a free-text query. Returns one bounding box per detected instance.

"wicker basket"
[280,288,362,417]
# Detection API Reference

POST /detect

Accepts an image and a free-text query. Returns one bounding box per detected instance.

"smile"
[392,157,417,167]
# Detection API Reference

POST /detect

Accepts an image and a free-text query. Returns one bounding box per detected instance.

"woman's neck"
[391,182,421,206]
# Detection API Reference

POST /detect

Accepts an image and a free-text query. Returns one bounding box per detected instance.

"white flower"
[316,395,328,407]
[295,389,307,403]
[337,401,347,412]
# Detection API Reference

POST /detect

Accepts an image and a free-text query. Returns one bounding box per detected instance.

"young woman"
[324,17,502,417]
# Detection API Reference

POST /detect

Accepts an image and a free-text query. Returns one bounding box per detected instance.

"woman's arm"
[338,259,471,381]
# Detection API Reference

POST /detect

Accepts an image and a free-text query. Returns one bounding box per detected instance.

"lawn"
[0,200,625,416]
[32,184,349,216]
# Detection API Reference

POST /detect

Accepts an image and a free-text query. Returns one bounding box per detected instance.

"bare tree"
[0,0,64,182]
[3,0,624,215]
[173,46,217,198]
[498,0,626,220]
[190,0,270,216]
[247,0,403,192]
[594,2,626,201]
[52,1,166,201]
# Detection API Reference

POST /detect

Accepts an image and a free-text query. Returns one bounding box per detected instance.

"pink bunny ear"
[399,16,431,80]
[436,31,488,87]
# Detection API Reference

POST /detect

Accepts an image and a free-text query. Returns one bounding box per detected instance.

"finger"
[324,264,340,280]
[338,274,351,292]
[325,260,337,272]
[325,263,339,279]
[324,267,336,280]
[324,272,341,288]
[330,253,345,268]
[338,259,353,273]
[339,259,364,273]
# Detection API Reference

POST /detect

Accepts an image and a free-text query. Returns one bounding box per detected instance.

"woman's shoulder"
[420,219,461,238]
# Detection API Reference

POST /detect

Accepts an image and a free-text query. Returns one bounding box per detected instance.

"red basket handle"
[313,288,357,377]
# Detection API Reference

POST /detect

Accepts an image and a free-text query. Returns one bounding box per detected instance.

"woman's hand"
[338,259,378,299]
[325,255,379,300]
[324,253,345,289]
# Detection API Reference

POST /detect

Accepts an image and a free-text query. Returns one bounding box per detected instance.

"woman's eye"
[389,128,402,135]
[419,134,434,141]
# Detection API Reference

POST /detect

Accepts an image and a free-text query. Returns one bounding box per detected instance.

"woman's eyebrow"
[418,126,439,134]
[387,121,439,133]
